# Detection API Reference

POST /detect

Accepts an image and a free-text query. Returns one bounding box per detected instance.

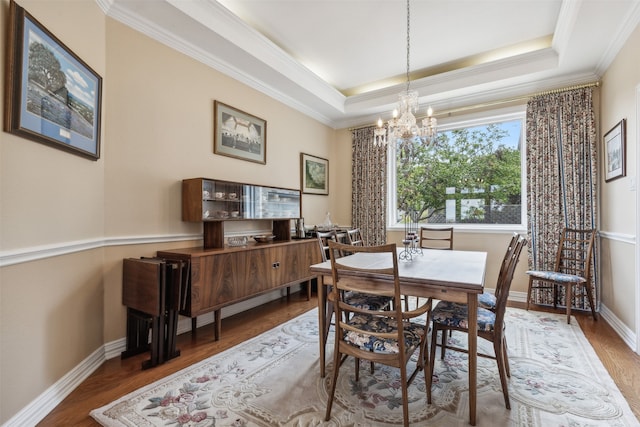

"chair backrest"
[554,228,596,282]
[327,240,407,352]
[493,235,527,333]
[346,228,364,246]
[316,228,339,262]
[419,226,454,250]
[494,232,520,303]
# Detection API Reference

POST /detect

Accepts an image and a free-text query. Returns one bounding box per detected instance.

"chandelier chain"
[406,0,410,93]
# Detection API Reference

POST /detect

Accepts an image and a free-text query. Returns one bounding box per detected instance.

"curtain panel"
[351,126,387,245]
[526,87,598,309]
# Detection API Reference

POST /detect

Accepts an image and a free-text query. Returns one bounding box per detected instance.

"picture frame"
[604,119,626,182]
[214,101,266,164]
[301,153,329,195]
[4,0,102,160]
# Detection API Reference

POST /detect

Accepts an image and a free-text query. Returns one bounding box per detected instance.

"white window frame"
[386,105,528,233]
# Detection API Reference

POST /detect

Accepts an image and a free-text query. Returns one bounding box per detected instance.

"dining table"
[310,248,487,426]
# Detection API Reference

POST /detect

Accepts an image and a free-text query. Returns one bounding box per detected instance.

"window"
[388,110,526,229]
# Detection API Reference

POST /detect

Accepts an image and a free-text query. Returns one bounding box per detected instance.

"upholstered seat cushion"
[431,301,496,332]
[478,292,497,311]
[343,314,425,354]
[344,291,391,311]
[526,270,587,283]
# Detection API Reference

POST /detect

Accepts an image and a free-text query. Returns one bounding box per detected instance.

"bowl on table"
[253,235,276,243]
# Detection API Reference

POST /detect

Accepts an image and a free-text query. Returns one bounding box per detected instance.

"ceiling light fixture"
[373,0,437,149]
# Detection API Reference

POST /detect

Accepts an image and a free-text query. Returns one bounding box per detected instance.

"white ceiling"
[100,0,640,129]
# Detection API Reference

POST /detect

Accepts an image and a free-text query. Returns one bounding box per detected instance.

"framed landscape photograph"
[214,101,266,164]
[301,153,329,195]
[604,118,626,182]
[4,0,102,160]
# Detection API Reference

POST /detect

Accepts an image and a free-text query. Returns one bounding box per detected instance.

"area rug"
[91,308,639,426]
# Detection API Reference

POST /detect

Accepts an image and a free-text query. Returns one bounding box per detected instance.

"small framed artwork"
[214,101,266,164]
[4,0,102,160]
[604,118,626,182]
[301,153,329,195]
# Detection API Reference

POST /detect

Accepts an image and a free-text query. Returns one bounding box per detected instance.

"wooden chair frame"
[325,241,430,427]
[427,235,527,409]
[419,226,454,250]
[526,228,597,324]
[346,228,364,246]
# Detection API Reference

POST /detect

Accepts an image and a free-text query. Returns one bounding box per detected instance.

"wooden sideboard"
[157,238,320,340]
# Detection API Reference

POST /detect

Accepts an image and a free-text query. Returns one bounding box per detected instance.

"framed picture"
[301,153,329,195]
[214,101,266,164]
[4,0,102,160]
[604,119,626,182]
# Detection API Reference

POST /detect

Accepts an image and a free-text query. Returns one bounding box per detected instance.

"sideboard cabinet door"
[191,251,244,315]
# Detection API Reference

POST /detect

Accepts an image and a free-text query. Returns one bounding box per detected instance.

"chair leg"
[493,339,511,409]
[502,336,510,377]
[440,328,447,360]
[584,282,598,321]
[325,350,341,422]
[565,284,572,324]
[427,324,439,404]
[400,365,410,427]
[526,276,534,311]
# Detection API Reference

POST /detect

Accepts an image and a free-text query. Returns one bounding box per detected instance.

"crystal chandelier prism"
[374,0,437,148]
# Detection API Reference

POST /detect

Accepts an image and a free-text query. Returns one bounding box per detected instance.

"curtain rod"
[349,81,600,131]
[437,81,600,117]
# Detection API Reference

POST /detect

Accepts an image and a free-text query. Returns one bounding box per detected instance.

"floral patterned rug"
[91,308,638,426]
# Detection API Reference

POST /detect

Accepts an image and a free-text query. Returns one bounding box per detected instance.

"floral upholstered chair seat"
[526,270,587,284]
[343,313,425,354]
[344,291,391,311]
[478,292,497,311]
[431,301,497,332]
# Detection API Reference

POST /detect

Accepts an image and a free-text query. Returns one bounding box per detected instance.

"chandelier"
[373,0,437,148]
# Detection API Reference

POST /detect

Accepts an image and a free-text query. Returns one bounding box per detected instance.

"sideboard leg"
[214,309,221,341]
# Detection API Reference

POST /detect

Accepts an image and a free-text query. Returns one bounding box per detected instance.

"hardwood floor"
[38,294,640,426]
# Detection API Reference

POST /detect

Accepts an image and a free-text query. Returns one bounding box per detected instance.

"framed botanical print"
[301,153,329,195]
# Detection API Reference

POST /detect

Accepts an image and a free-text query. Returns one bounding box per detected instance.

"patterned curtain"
[526,86,598,309]
[351,126,387,245]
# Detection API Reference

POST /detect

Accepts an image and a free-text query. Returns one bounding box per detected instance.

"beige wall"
[0,2,336,423]
[599,23,640,331]
[0,0,107,422]
[101,19,336,342]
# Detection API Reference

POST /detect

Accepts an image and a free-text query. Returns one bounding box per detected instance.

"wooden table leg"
[318,275,327,378]
[468,293,478,426]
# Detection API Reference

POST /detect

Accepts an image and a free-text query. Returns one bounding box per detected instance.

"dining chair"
[325,241,431,427]
[316,230,390,329]
[526,228,597,324]
[478,232,520,311]
[316,228,338,263]
[419,226,454,250]
[426,235,526,410]
[346,227,365,246]
[403,226,453,310]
